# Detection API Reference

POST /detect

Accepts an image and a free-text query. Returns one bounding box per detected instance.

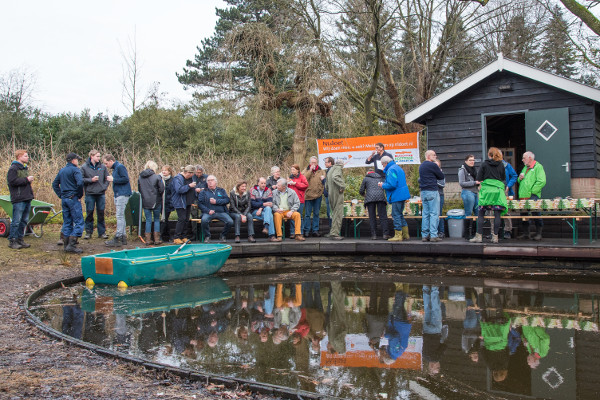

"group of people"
[5,144,548,251]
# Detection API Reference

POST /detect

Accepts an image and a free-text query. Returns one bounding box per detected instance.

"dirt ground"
[0,225,278,400]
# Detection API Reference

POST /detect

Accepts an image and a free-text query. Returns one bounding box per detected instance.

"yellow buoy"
[117,281,128,289]
[85,278,95,287]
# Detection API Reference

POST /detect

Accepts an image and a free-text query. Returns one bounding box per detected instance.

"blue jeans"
[461,190,478,216]
[423,286,442,334]
[391,201,407,231]
[421,190,440,238]
[290,202,304,234]
[8,200,31,240]
[264,285,276,315]
[61,197,84,237]
[438,194,445,235]
[84,194,106,235]
[230,211,255,236]
[303,197,322,234]
[201,212,233,239]
[252,206,275,236]
[144,206,162,233]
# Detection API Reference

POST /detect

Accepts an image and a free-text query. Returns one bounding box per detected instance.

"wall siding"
[422,71,598,181]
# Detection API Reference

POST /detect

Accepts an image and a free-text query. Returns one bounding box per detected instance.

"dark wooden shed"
[406,54,600,199]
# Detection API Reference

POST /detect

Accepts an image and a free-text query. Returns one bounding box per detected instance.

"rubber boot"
[65,236,83,254]
[463,219,471,240]
[388,230,403,242]
[401,226,410,240]
[121,235,127,245]
[491,234,499,244]
[57,231,65,246]
[8,239,22,249]
[144,232,153,245]
[469,233,483,243]
[532,226,542,241]
[17,238,31,248]
[105,235,122,247]
[153,232,162,245]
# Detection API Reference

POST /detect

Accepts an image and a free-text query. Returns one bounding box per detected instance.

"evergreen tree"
[539,6,577,79]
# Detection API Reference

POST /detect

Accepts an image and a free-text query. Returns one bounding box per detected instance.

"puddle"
[29,264,600,399]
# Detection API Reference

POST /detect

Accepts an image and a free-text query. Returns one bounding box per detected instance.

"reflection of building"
[320,334,422,370]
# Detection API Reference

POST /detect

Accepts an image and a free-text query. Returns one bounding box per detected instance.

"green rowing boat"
[81,243,232,286]
[80,276,232,315]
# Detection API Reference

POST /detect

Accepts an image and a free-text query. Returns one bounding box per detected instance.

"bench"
[191,218,287,242]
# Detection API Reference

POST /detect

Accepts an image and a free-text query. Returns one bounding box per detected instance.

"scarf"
[462,163,477,180]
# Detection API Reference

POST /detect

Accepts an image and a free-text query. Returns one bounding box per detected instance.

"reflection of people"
[380,291,412,364]
[274,283,302,334]
[422,286,447,375]
[326,281,348,354]
[62,303,84,339]
[366,282,394,350]
[479,289,510,383]
[522,326,550,369]
[302,282,325,352]
[462,288,481,361]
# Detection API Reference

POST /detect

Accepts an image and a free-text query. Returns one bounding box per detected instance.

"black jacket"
[476,160,506,183]
[81,158,109,196]
[359,171,386,204]
[229,189,251,214]
[7,161,34,203]
[138,169,165,209]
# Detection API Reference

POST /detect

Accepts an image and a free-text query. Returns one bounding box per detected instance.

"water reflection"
[31,272,600,400]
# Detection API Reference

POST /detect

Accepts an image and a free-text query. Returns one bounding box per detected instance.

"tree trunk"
[379,51,408,133]
[293,109,311,166]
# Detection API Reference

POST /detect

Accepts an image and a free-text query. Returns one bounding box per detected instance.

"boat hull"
[81,244,232,286]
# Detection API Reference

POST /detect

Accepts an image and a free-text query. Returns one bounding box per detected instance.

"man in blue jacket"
[502,160,518,239]
[380,156,411,241]
[419,150,445,241]
[198,175,233,242]
[102,154,132,247]
[52,153,84,253]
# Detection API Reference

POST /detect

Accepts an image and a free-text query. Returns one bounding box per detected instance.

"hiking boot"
[57,232,66,246]
[290,234,295,239]
[144,232,153,246]
[83,232,92,240]
[401,226,410,240]
[99,233,109,239]
[65,236,83,254]
[235,236,240,243]
[330,235,344,240]
[422,236,430,242]
[173,238,184,245]
[270,236,282,242]
[388,230,403,242]
[17,238,31,248]
[105,235,122,247]
[8,239,22,249]
[382,234,391,240]
[532,226,543,241]
[262,227,269,235]
[153,232,163,245]
[491,234,499,243]
[295,235,306,241]
[430,237,443,242]
[469,233,483,243]
[121,235,127,245]
[248,235,256,243]
[312,232,321,237]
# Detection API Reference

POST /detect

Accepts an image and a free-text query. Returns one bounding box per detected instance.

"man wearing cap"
[52,153,85,253]
[102,154,132,247]
[6,149,34,249]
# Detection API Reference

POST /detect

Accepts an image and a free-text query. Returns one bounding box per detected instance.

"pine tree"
[539,6,577,79]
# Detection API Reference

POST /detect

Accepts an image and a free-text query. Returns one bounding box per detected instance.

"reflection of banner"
[317,132,420,168]
[320,334,422,370]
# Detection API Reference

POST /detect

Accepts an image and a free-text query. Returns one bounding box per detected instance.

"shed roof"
[405,54,600,123]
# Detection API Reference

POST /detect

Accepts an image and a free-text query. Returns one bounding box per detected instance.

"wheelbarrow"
[0,195,62,238]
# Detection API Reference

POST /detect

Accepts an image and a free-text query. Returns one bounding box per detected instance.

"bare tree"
[120,28,146,115]
[0,68,36,153]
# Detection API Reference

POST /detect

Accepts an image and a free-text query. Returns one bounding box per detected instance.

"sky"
[0,0,225,116]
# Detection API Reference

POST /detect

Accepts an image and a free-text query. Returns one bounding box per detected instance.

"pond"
[29,263,600,400]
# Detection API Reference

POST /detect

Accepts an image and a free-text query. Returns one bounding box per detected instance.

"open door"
[525,108,571,198]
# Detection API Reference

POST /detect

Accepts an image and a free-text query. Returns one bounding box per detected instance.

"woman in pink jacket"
[288,164,308,238]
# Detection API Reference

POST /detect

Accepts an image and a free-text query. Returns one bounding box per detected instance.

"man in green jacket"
[517,151,546,240]
[324,158,346,240]
[522,325,550,369]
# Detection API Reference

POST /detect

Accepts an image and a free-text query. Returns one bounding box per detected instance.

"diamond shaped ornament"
[537,120,558,141]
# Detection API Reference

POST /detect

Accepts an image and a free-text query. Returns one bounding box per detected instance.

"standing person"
[502,159,518,239]
[250,177,276,241]
[171,165,197,244]
[81,150,109,240]
[160,165,175,242]
[192,165,208,190]
[380,156,410,241]
[266,166,282,191]
[272,178,306,242]
[459,155,480,239]
[360,168,389,240]
[287,164,308,239]
[198,175,233,243]
[517,151,546,241]
[6,149,34,249]
[102,154,132,247]
[422,285,447,376]
[470,147,507,244]
[434,160,446,238]
[138,161,165,245]
[229,180,256,243]
[419,150,445,242]
[302,156,326,238]
[52,153,85,254]
[365,142,393,174]
[324,158,346,240]
[380,291,412,364]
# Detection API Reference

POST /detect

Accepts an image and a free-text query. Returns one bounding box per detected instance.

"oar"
[172,239,190,255]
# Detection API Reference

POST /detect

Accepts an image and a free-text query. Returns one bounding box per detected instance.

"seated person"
[197,175,233,242]
[250,177,276,240]
[272,178,306,242]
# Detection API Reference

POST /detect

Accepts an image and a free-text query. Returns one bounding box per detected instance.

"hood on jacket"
[139,169,155,178]
[366,171,384,179]
[487,160,502,167]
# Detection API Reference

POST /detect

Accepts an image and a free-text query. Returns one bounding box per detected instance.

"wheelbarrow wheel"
[0,219,10,237]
